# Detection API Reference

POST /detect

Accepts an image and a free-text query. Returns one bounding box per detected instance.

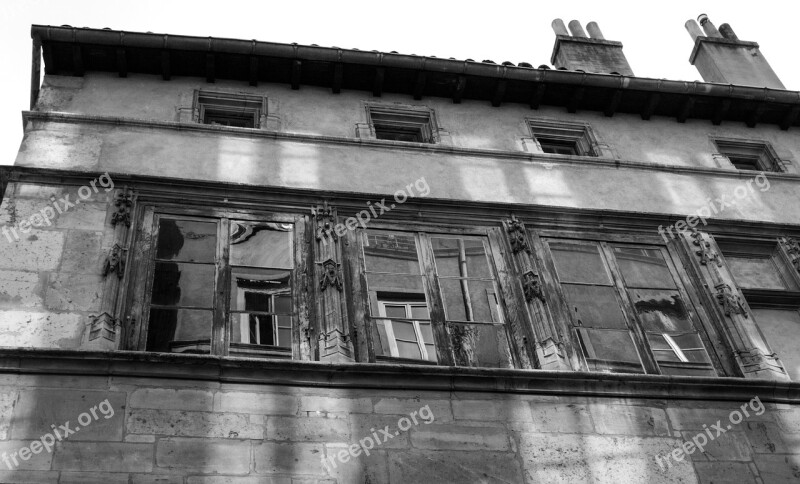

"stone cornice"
[0,348,798,403]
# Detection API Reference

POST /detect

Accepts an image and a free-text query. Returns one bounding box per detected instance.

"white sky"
[1,0,798,166]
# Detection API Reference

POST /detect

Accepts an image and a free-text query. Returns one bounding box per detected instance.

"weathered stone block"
[322,445,388,483]
[266,416,349,442]
[60,230,104,273]
[388,450,522,483]
[692,462,756,483]
[666,404,771,431]
[0,440,53,470]
[59,472,130,484]
[52,442,153,472]
[0,270,44,309]
[0,470,58,483]
[679,430,752,462]
[526,402,593,433]
[0,390,17,440]
[590,404,670,436]
[753,454,800,482]
[45,273,103,312]
[0,230,64,272]
[349,415,410,449]
[129,388,214,411]
[215,391,298,415]
[518,433,696,483]
[743,421,790,454]
[453,398,532,422]
[131,474,185,484]
[411,424,509,451]
[11,389,125,441]
[54,201,108,230]
[156,438,250,473]
[187,477,291,484]
[372,398,452,422]
[253,441,325,475]
[299,395,372,415]
[127,409,262,439]
[775,409,800,433]
[0,311,83,348]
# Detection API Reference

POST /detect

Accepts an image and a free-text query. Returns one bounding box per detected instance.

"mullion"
[213,218,230,356]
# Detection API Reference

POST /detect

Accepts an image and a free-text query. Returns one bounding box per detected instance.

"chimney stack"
[550,19,633,75]
[685,14,784,89]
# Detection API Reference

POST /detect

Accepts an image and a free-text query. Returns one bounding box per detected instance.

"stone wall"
[0,372,797,483]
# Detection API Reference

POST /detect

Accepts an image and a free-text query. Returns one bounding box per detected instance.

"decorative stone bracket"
[111,187,133,227]
[312,201,338,244]
[779,237,800,273]
[715,283,748,318]
[102,243,126,279]
[522,270,545,303]
[691,228,721,267]
[506,215,531,254]
[88,312,118,342]
[318,258,343,292]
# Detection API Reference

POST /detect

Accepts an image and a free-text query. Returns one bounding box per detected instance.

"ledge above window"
[523,118,614,159]
[357,103,451,145]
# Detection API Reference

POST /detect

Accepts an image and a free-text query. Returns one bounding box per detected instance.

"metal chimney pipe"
[586,22,605,40]
[719,23,739,40]
[568,20,588,38]
[685,19,704,40]
[551,19,570,36]
[697,14,722,38]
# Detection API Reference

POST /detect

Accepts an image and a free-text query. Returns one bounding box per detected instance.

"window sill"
[0,347,798,403]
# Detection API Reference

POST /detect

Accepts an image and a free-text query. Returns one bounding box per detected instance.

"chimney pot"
[567,20,588,38]
[551,19,569,36]
[685,19,704,41]
[586,22,605,40]
[697,14,722,37]
[719,23,739,40]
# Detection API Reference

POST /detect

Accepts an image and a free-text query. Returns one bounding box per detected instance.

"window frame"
[194,90,267,129]
[123,203,307,359]
[353,223,521,368]
[713,138,784,173]
[365,103,439,144]
[526,118,599,157]
[535,229,727,376]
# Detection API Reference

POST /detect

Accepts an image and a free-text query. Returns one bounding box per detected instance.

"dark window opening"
[539,139,579,155]
[196,91,264,129]
[374,125,424,143]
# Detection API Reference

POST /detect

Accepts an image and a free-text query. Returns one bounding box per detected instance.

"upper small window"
[366,105,437,144]
[527,119,598,157]
[195,91,265,128]
[715,139,783,172]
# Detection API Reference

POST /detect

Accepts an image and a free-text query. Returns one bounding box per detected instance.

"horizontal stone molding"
[0,348,799,403]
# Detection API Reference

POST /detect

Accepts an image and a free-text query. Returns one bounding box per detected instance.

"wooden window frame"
[123,203,308,360]
[352,223,523,368]
[535,229,728,376]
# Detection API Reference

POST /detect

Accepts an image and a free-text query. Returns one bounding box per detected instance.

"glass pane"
[393,321,418,341]
[683,349,712,364]
[424,344,437,362]
[230,268,291,312]
[231,313,273,345]
[411,305,430,321]
[277,328,292,347]
[614,247,676,289]
[439,279,499,323]
[366,274,425,295]
[549,241,610,284]
[151,262,215,308]
[577,328,644,373]
[274,295,292,314]
[418,322,434,343]
[629,289,693,332]
[363,231,420,274]
[156,219,217,263]
[384,305,407,319]
[432,237,491,278]
[659,365,717,377]
[670,332,705,350]
[449,323,513,369]
[397,341,422,360]
[146,308,212,353]
[562,284,627,330]
[230,222,293,269]
[726,257,786,290]
[375,320,392,357]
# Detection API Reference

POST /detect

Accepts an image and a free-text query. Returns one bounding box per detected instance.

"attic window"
[195,91,265,129]
[528,119,597,157]
[367,105,437,144]
[714,139,782,172]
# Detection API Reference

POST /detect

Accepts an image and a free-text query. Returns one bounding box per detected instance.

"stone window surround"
[523,117,616,159]
[712,136,787,172]
[355,102,452,145]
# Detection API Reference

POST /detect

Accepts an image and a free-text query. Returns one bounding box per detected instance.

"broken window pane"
[363,231,421,274]
[576,328,644,373]
[548,241,611,284]
[449,323,513,368]
[629,289,693,332]
[156,219,217,263]
[230,222,293,269]
[432,237,491,278]
[229,268,291,312]
[614,247,676,289]
[561,284,628,330]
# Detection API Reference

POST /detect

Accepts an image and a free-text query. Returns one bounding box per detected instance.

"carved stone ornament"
[715,283,748,318]
[691,229,721,267]
[506,215,530,254]
[312,201,337,242]
[779,237,800,272]
[88,312,118,341]
[318,258,343,292]
[111,187,133,227]
[522,270,545,303]
[102,243,126,279]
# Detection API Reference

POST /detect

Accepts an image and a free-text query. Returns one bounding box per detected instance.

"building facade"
[0,14,799,483]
